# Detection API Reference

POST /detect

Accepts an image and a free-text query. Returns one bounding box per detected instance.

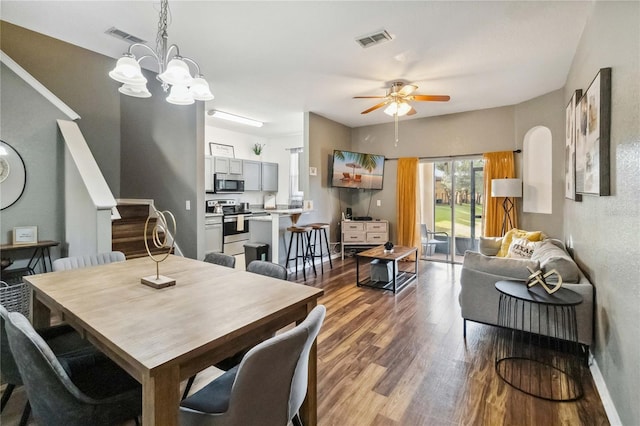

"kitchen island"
[249,209,311,265]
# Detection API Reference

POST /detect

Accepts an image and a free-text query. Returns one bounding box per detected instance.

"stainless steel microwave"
[213,174,245,193]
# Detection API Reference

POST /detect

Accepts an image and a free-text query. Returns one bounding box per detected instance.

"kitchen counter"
[247,209,313,265]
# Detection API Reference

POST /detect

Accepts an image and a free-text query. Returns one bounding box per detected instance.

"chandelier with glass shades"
[108,0,214,105]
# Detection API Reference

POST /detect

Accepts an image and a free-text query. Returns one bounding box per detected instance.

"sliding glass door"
[419,158,484,263]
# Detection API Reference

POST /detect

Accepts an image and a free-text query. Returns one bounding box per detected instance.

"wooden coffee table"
[356,245,418,293]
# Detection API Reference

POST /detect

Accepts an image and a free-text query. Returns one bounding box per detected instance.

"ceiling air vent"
[355,30,392,48]
[105,27,146,44]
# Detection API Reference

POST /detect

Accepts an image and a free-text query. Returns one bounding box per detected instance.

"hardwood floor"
[1,257,609,425]
[291,257,609,426]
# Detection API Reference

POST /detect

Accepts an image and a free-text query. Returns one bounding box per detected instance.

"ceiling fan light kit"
[384,100,412,117]
[354,81,450,116]
[354,81,451,147]
[108,0,213,105]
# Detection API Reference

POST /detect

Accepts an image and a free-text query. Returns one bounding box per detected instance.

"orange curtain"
[396,158,419,253]
[483,151,517,237]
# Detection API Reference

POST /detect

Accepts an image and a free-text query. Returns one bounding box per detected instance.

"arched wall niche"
[523,126,552,214]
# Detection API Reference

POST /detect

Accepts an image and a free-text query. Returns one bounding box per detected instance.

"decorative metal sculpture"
[141,210,177,289]
[526,266,563,294]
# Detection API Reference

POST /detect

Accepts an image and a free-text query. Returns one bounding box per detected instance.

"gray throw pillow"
[463,251,539,280]
[531,240,580,283]
[479,237,502,256]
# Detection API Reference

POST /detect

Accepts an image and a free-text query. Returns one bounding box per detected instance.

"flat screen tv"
[331,149,385,190]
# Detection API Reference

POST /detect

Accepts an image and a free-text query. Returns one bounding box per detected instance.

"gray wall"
[563,2,640,423]
[1,21,121,196]
[0,63,66,262]
[306,113,352,242]
[120,70,204,260]
[349,106,519,240]
[514,89,565,237]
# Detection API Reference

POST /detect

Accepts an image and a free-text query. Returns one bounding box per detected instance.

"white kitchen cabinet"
[243,160,261,191]
[261,162,278,192]
[213,157,243,175]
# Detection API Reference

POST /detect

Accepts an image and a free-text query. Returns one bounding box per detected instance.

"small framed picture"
[13,226,38,245]
[209,143,235,158]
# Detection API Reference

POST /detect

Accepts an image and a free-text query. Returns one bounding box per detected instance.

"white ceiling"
[1,1,593,137]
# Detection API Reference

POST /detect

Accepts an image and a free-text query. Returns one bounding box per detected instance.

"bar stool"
[306,223,333,274]
[285,225,317,281]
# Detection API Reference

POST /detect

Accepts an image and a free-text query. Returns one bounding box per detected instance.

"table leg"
[142,366,180,426]
[392,260,397,293]
[300,301,318,426]
[43,246,53,272]
[356,255,360,286]
[31,295,51,328]
[26,247,41,274]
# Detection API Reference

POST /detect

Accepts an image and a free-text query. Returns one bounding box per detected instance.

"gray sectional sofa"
[459,237,594,350]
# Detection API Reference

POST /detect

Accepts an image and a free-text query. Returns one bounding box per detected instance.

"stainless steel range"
[216,200,252,256]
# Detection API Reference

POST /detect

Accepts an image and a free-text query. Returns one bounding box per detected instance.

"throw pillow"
[507,237,539,259]
[496,229,544,257]
[479,237,502,256]
[531,240,580,283]
[462,251,539,280]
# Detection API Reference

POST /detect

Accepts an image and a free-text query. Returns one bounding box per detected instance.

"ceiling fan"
[354,81,450,117]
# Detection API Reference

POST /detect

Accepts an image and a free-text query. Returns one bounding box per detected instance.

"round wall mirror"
[0,140,27,210]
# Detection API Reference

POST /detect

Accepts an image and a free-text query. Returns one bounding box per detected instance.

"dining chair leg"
[182,375,196,400]
[292,412,303,426]
[18,402,30,426]
[0,383,15,411]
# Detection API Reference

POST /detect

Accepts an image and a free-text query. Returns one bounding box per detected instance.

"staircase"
[112,204,171,259]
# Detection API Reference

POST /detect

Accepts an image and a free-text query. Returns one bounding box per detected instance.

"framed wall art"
[565,89,582,201]
[13,226,38,245]
[209,143,235,158]
[575,67,611,196]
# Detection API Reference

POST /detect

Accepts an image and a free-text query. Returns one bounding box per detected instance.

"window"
[289,147,304,207]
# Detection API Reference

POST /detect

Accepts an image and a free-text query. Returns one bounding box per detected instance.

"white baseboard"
[589,352,622,425]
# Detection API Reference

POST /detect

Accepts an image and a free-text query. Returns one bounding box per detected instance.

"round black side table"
[494,280,584,401]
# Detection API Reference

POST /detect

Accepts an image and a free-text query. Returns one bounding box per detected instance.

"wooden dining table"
[24,255,324,426]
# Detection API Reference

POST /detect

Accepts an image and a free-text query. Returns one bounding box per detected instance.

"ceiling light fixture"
[383,100,412,148]
[207,110,264,128]
[384,100,412,117]
[108,0,213,105]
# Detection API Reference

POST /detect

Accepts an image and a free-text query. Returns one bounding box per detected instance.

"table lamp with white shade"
[491,178,522,236]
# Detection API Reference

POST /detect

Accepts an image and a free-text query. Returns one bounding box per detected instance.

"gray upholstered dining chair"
[4,311,142,426]
[204,252,236,268]
[52,251,126,271]
[182,251,238,400]
[0,302,101,426]
[246,260,288,280]
[180,305,326,426]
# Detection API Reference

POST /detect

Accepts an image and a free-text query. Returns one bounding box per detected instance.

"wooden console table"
[341,219,388,259]
[0,240,59,281]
